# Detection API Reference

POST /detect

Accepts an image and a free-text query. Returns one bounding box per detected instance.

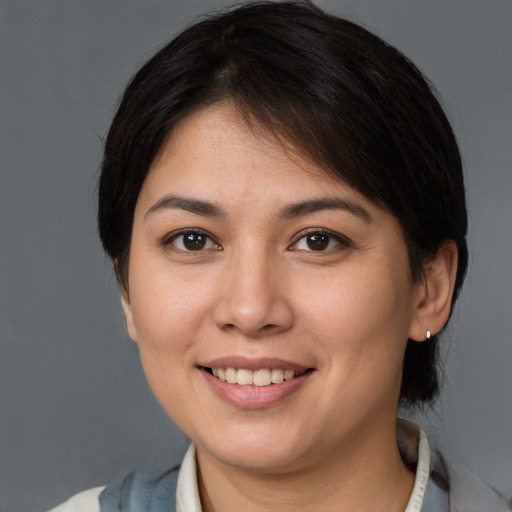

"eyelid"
[288,228,353,251]
[162,228,221,250]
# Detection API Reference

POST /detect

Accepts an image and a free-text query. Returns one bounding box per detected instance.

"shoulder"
[399,420,510,512]
[47,486,105,512]
[47,448,190,512]
[99,465,180,511]
[47,465,181,512]
[448,459,511,512]
[427,445,510,512]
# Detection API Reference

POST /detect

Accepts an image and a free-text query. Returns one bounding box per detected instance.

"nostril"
[213,294,294,337]
[219,323,236,332]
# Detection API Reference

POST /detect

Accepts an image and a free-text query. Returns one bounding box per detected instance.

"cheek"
[128,262,212,363]
[128,273,205,421]
[297,270,413,428]
[299,263,414,366]
[127,268,226,437]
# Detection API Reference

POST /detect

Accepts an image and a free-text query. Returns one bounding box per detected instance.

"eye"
[166,230,220,251]
[291,231,351,252]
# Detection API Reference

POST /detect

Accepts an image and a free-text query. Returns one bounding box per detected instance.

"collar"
[176,442,202,512]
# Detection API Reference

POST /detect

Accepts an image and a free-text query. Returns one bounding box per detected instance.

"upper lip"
[199,356,311,372]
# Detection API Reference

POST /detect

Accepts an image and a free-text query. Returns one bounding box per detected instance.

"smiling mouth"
[202,367,312,387]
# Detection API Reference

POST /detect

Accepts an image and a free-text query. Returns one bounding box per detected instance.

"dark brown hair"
[98,0,468,406]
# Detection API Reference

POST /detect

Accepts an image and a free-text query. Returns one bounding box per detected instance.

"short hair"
[98,0,468,406]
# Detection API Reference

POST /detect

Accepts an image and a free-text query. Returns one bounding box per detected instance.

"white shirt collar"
[176,443,202,512]
[402,420,431,512]
[176,419,431,512]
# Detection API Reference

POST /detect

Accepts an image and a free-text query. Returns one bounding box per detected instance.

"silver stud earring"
[426,330,431,340]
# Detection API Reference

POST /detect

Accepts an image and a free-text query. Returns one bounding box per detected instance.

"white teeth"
[237,369,253,386]
[284,370,295,381]
[253,369,272,387]
[225,367,237,384]
[271,369,284,384]
[209,367,305,386]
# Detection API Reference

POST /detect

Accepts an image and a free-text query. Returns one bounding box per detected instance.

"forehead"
[139,103,364,209]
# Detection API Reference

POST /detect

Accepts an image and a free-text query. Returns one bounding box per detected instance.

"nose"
[213,249,294,338]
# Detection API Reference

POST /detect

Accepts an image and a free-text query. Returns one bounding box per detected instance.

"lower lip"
[200,369,313,409]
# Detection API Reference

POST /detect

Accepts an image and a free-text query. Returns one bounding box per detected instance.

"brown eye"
[168,230,218,251]
[291,230,351,252]
[183,232,207,250]
[306,233,330,251]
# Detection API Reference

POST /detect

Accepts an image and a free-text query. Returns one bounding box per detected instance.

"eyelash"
[163,229,221,252]
[163,228,352,253]
[289,229,353,252]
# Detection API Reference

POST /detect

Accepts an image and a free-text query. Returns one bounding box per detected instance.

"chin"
[196,425,315,473]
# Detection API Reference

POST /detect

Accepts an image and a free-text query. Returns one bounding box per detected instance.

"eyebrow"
[145,195,225,219]
[145,194,372,223]
[278,197,373,223]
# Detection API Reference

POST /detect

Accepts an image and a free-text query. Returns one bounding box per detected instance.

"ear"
[409,240,458,342]
[121,287,139,343]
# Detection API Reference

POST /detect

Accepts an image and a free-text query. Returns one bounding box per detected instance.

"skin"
[122,102,458,511]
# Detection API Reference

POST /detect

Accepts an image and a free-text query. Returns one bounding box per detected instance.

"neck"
[196,420,415,512]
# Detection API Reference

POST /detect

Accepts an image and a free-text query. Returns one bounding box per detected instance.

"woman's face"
[123,103,424,473]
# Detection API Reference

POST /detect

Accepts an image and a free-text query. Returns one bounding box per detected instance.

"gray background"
[1,1,510,510]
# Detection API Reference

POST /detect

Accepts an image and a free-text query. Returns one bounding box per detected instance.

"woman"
[51,1,509,511]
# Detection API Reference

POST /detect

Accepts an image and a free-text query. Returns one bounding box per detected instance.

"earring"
[425,330,431,340]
